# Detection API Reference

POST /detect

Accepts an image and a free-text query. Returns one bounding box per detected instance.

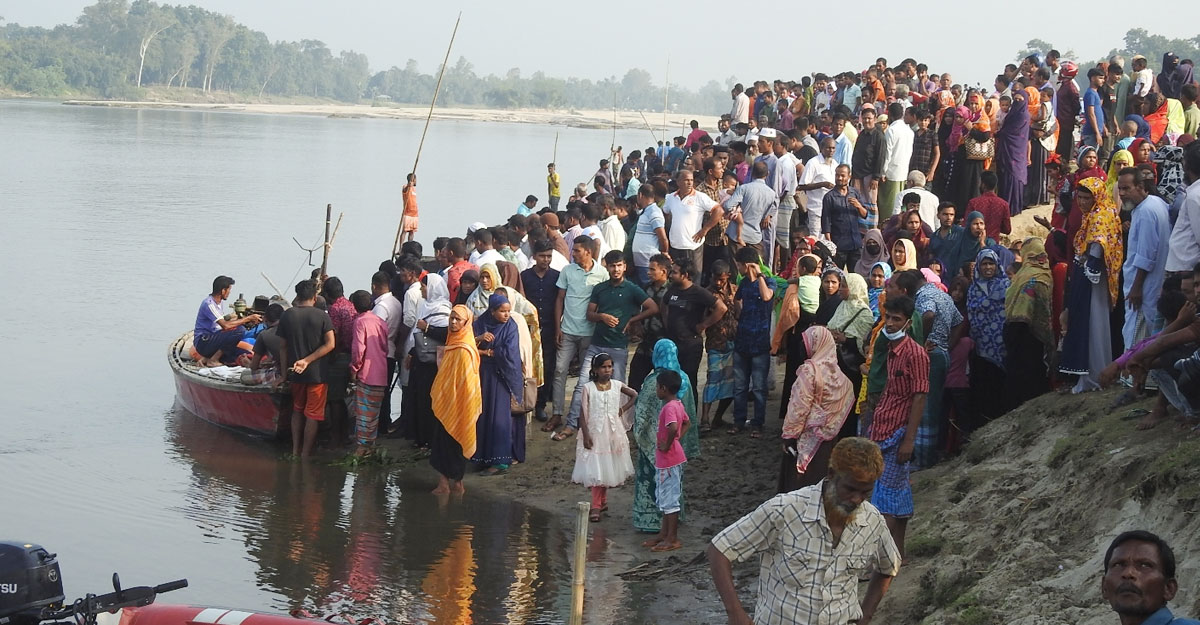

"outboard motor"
[0,542,64,625]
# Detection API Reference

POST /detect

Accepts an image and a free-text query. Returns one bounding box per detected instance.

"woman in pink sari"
[777,326,855,492]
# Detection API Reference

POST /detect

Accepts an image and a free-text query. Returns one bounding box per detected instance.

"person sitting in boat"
[194,276,261,367]
[246,303,286,384]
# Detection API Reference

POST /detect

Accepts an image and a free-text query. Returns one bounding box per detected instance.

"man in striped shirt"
[868,294,929,560]
[708,438,901,625]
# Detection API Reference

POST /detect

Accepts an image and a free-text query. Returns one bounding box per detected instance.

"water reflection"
[164,411,566,623]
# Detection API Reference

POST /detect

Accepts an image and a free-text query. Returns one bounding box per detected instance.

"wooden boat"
[168,332,289,439]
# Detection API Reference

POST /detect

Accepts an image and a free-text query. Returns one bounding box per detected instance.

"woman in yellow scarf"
[1003,237,1055,408]
[431,305,482,495]
[1058,177,1123,393]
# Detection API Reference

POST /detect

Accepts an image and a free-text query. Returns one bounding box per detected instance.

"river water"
[0,100,665,623]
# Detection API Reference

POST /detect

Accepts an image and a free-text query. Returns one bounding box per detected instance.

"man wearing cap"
[893,170,940,230]
[1101,530,1200,624]
[1056,62,1082,162]
[708,437,901,625]
[851,104,885,223]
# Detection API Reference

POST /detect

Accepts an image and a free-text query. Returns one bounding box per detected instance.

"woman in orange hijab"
[431,305,483,494]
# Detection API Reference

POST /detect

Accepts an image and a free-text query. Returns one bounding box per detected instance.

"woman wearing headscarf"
[826,273,874,438]
[966,249,1010,421]
[890,238,918,272]
[1045,147,1105,266]
[778,326,854,493]
[1059,177,1123,394]
[1004,237,1054,409]
[496,285,535,464]
[934,106,961,199]
[881,209,933,266]
[948,95,992,211]
[472,293,524,475]
[866,262,892,320]
[453,269,479,306]
[854,229,889,278]
[1027,86,1057,208]
[1158,53,1182,98]
[632,339,701,533]
[1130,138,1158,180]
[996,88,1031,215]
[812,267,845,327]
[1106,149,1134,208]
[406,273,452,449]
[1125,114,1152,142]
[430,305,482,495]
[467,264,534,319]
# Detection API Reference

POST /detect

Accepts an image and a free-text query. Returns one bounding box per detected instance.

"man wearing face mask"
[867,294,928,562]
[1100,530,1199,624]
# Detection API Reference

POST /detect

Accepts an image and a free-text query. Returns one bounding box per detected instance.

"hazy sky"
[2,0,1192,90]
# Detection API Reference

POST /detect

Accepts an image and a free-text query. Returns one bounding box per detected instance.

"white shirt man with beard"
[708,437,900,625]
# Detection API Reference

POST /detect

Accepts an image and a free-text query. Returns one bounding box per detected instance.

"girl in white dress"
[572,352,637,522]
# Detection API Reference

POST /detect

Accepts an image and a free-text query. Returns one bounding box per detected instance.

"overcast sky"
[2,1,1191,90]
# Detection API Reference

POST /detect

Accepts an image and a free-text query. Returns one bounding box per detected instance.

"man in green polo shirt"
[559,250,658,437]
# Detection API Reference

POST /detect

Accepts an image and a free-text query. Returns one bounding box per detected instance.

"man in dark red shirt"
[867,294,929,559]
[966,171,1013,241]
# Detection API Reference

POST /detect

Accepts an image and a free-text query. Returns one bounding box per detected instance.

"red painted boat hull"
[169,333,287,439]
[100,604,325,625]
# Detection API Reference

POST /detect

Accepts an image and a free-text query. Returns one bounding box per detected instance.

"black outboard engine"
[0,542,64,625]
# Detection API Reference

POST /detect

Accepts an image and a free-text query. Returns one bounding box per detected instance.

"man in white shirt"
[797,137,838,237]
[1165,150,1200,274]
[766,129,798,267]
[813,75,832,114]
[879,102,915,223]
[598,197,627,253]
[467,228,506,267]
[1131,55,1154,97]
[893,171,940,230]
[731,83,750,125]
[663,169,720,280]
[370,270,403,434]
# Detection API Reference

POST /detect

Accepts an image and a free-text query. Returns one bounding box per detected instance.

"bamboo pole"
[260,272,285,299]
[553,131,559,163]
[662,56,669,142]
[392,11,461,256]
[637,111,661,144]
[317,203,332,292]
[569,501,589,625]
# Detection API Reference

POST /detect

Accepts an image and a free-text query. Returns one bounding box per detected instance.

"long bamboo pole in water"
[569,501,589,625]
[393,12,461,257]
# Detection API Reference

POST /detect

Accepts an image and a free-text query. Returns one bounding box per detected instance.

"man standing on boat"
[278,279,336,458]
[194,275,261,368]
[401,174,419,244]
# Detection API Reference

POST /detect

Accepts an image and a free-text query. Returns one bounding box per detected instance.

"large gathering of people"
[193,50,1200,624]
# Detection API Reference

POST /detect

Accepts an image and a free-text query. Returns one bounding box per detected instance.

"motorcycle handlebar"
[154,580,188,594]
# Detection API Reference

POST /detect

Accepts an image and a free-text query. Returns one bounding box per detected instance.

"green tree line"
[0,0,733,112]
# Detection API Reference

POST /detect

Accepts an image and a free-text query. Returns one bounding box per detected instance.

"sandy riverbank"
[62,99,721,132]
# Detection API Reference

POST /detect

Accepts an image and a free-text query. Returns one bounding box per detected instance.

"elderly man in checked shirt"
[708,437,901,625]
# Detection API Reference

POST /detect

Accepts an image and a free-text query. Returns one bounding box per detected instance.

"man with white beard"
[708,437,900,625]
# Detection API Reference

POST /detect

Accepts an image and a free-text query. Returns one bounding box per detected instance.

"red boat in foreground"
[98,605,322,625]
[168,332,288,439]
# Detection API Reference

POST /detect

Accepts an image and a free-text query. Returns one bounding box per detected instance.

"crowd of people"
[189,50,1200,624]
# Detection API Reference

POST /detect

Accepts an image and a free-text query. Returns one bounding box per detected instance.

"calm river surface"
[0,100,665,623]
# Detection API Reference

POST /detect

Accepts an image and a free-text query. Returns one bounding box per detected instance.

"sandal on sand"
[480,466,508,476]
[552,427,576,441]
[541,415,562,432]
[651,540,682,552]
[749,428,762,439]
[588,509,602,522]
[727,425,744,435]
[640,537,662,548]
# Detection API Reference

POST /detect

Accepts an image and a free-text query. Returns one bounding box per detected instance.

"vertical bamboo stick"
[569,501,589,625]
